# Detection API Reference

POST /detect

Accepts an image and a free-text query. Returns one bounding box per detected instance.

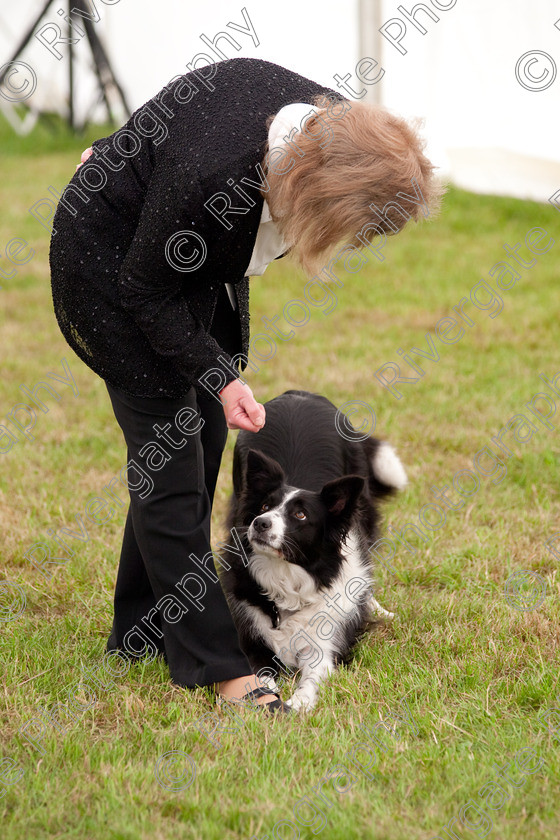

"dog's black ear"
[320,475,365,519]
[245,449,285,494]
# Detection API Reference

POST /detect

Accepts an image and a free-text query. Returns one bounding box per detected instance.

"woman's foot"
[217,673,290,712]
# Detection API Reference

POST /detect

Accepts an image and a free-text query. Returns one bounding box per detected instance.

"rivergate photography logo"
[0,61,37,102]
[516,50,557,91]
[0,581,27,622]
[504,570,547,611]
[154,751,197,792]
[515,17,560,91]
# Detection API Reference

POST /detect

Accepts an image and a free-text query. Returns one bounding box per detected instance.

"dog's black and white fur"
[220,390,407,711]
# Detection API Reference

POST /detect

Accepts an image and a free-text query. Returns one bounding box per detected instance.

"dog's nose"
[253,516,271,533]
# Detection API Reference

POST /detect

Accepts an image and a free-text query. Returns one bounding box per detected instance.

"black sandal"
[216,685,291,715]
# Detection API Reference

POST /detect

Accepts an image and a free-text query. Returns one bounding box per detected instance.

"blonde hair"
[263,97,445,276]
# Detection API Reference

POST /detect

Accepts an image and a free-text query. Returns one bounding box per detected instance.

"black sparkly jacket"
[49,58,341,398]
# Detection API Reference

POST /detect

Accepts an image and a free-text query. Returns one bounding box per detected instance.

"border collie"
[220,390,407,711]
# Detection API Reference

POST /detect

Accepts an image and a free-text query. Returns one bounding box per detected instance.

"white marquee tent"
[1,0,559,203]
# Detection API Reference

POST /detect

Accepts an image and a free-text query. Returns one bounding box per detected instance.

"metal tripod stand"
[0,0,131,130]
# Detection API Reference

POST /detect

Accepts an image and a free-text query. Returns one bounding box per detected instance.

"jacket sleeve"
[117,154,239,390]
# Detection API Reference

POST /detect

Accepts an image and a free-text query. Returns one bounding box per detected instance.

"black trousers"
[105,283,252,688]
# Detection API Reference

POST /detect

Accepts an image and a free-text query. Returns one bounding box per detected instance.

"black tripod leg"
[0,0,55,86]
[74,0,132,121]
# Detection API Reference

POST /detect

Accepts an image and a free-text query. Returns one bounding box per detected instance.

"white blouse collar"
[246,102,320,275]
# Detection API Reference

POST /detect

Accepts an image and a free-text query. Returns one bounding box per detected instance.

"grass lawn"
[0,118,559,840]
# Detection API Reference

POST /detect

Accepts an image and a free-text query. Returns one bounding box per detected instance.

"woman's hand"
[76,147,93,171]
[219,379,266,432]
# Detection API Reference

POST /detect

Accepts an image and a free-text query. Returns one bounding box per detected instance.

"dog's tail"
[363,438,408,497]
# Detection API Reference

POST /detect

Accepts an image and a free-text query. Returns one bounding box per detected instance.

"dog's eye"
[294,511,306,520]
[260,503,270,513]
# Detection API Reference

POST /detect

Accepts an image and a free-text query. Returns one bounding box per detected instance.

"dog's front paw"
[285,695,309,713]
[286,689,316,713]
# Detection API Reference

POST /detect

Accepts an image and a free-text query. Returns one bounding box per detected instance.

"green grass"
[1,116,559,839]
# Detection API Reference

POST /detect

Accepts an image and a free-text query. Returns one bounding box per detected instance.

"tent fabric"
[1,0,557,201]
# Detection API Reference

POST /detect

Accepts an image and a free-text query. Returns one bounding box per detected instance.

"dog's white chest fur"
[247,528,367,665]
